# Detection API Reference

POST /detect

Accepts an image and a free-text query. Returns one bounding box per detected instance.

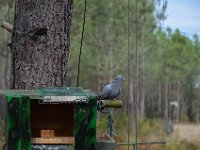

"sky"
[165,0,200,38]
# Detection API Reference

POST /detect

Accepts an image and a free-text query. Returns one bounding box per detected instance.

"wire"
[135,0,138,149]
[162,0,166,149]
[76,0,87,87]
[127,0,131,149]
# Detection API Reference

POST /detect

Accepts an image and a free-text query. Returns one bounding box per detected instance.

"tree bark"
[11,0,73,89]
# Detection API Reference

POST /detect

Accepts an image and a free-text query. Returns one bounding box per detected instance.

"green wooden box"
[0,87,97,150]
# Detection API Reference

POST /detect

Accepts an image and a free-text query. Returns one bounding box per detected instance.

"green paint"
[74,96,97,150]
[7,96,31,150]
[74,103,88,150]
[86,96,97,150]
[21,97,31,150]
[7,96,21,150]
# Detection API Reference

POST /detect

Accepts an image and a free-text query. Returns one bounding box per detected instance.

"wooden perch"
[1,21,13,33]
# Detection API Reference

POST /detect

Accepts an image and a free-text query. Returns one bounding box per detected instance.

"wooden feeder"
[0,87,122,150]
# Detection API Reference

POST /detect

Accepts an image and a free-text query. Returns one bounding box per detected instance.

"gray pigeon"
[99,74,125,100]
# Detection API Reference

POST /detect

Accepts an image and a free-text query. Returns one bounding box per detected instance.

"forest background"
[0,0,200,149]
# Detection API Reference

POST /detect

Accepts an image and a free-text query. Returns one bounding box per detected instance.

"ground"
[173,124,200,142]
[1,123,200,149]
[116,123,200,150]
[164,124,200,150]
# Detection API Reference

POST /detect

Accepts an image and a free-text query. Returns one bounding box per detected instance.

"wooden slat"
[31,137,74,144]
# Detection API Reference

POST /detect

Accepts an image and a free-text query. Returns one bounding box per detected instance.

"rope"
[127,0,131,149]
[76,0,87,87]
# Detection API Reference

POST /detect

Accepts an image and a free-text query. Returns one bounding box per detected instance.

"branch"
[1,21,13,33]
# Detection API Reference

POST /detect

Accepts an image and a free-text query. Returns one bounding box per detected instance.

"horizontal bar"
[42,96,87,102]
[117,141,166,146]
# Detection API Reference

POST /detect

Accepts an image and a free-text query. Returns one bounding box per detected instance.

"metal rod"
[77,0,87,87]
[162,0,166,150]
[117,141,166,146]
[127,0,131,148]
[134,0,138,149]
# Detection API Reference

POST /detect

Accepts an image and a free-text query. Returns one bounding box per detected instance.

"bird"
[98,74,125,100]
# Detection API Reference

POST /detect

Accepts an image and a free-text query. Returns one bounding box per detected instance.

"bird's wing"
[100,84,112,99]
[109,84,120,99]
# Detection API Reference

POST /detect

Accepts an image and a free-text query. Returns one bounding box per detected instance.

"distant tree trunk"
[0,30,10,120]
[0,1,12,121]
[129,65,134,111]
[197,100,200,122]
[1,29,10,90]
[96,56,103,92]
[108,1,114,83]
[139,27,146,120]
[96,2,103,93]
[11,0,73,89]
[176,81,181,123]
[164,70,168,120]
[158,80,162,117]
[129,64,135,129]
[140,54,146,120]
[109,49,114,82]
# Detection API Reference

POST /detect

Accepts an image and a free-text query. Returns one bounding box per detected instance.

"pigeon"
[98,74,125,100]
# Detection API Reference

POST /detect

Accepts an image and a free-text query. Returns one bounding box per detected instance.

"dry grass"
[163,123,200,150]
[116,123,200,150]
[174,124,200,142]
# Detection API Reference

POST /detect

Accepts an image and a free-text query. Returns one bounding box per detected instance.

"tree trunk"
[129,64,135,130]
[1,4,11,86]
[11,0,73,89]
[164,71,168,120]
[139,27,146,120]
[0,1,12,121]
[176,81,181,123]
[158,80,162,117]
[1,29,10,90]
[108,1,114,83]
[140,53,146,120]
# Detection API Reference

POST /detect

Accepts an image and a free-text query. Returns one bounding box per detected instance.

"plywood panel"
[31,137,74,144]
